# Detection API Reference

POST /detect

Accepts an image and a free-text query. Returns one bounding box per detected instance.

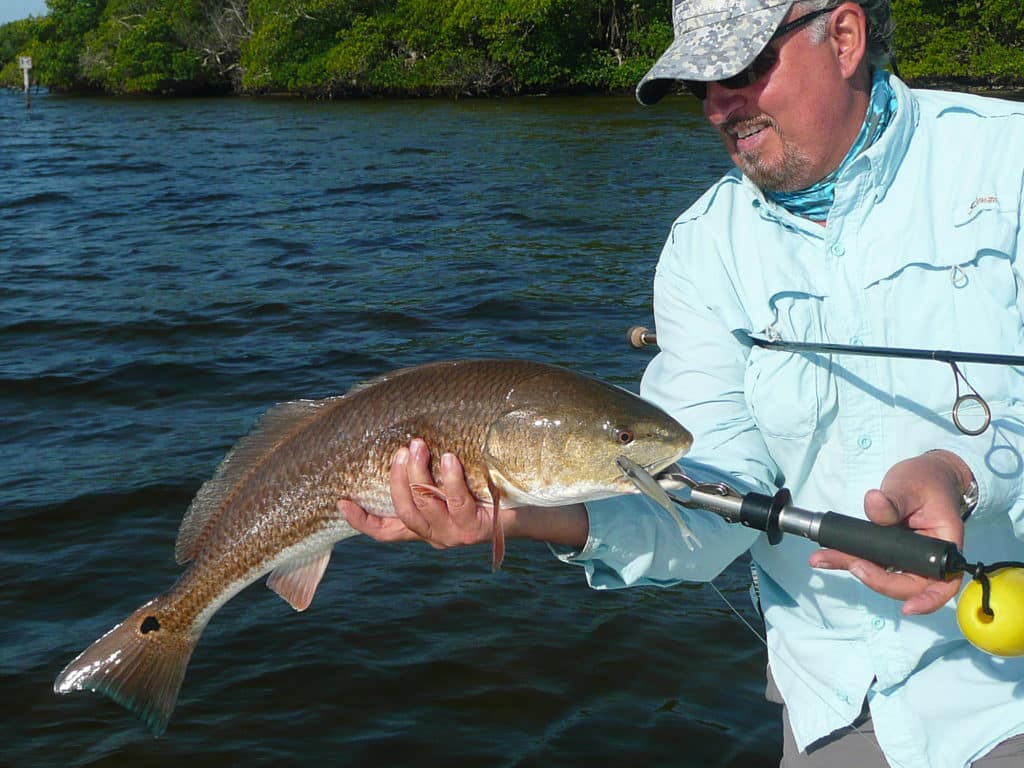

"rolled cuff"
[548,494,760,589]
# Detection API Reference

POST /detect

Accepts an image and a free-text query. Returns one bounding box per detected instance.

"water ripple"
[0,88,778,768]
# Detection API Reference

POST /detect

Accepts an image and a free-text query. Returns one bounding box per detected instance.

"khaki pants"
[766,668,1024,767]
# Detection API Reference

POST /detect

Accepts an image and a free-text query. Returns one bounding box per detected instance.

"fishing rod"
[616,455,1024,658]
[620,323,1024,654]
[626,325,1024,436]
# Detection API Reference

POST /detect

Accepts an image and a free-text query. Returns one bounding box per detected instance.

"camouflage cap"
[636,0,795,105]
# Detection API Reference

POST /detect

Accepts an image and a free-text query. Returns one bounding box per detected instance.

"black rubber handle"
[816,512,962,580]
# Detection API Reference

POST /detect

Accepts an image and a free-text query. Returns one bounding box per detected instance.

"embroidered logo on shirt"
[968,195,998,211]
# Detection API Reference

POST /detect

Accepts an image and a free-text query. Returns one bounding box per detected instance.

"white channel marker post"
[19,56,32,108]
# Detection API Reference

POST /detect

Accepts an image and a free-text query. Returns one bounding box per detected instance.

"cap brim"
[636,3,792,105]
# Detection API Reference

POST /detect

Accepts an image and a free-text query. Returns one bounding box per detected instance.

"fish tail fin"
[54,597,198,737]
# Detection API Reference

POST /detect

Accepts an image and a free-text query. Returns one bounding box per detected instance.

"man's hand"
[338,438,495,548]
[809,451,972,615]
[338,438,590,551]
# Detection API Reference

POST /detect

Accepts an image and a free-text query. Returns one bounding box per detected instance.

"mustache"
[722,113,778,137]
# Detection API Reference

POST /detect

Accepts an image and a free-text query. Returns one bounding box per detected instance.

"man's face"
[702,6,865,193]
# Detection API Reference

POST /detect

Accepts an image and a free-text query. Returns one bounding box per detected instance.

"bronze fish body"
[54,359,693,735]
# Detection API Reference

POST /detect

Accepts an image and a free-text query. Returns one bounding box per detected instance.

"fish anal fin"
[266,550,332,612]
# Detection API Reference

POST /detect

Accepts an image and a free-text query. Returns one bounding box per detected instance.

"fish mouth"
[614,454,701,551]
[645,444,690,476]
[611,448,686,492]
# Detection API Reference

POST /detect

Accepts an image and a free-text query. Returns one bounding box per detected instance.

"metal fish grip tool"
[618,456,1024,655]
[616,454,963,578]
[657,467,967,580]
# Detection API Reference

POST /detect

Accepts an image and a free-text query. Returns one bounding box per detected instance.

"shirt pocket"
[947,206,1023,408]
[744,291,833,439]
[870,202,1021,417]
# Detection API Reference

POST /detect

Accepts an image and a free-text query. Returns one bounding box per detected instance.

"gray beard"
[737,141,816,193]
[727,115,816,192]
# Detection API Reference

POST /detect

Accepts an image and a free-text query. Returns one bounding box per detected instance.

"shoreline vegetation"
[2,1,1023,99]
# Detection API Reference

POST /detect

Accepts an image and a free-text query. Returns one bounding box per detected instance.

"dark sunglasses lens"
[684,80,707,100]
[685,48,777,100]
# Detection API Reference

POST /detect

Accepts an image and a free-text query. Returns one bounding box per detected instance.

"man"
[341,2,1024,765]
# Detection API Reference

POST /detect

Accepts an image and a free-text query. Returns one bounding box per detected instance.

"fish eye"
[614,428,635,445]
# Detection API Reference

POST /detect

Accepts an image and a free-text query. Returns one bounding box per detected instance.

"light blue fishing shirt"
[555,77,1024,768]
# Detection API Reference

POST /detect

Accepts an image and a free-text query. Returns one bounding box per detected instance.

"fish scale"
[54,358,693,736]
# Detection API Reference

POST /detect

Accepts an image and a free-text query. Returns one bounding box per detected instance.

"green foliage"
[241,0,385,92]
[1,0,1022,95]
[0,17,44,87]
[29,0,107,89]
[892,0,1024,83]
[80,0,195,93]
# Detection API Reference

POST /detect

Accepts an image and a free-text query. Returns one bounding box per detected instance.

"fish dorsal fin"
[344,364,427,396]
[175,398,335,564]
[343,360,469,396]
[266,549,333,612]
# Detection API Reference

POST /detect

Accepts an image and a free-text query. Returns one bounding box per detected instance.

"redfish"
[54,359,693,735]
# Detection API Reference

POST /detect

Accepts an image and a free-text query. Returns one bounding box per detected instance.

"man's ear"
[829,2,869,80]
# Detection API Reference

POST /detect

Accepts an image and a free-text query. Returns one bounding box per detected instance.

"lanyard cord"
[965,560,1024,616]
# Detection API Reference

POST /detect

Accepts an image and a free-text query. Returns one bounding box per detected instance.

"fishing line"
[706,578,892,767]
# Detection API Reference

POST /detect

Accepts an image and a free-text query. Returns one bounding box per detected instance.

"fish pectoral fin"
[266,549,332,612]
[409,482,447,502]
[412,479,504,571]
[486,476,505,572]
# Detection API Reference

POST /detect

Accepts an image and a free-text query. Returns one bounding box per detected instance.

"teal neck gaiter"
[766,68,897,221]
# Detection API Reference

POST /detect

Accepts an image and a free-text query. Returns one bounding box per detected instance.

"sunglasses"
[684,5,837,100]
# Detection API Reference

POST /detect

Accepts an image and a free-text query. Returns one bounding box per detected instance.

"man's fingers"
[388,445,435,539]
[438,452,480,523]
[902,577,963,616]
[845,558,930,601]
[387,447,416,512]
[403,439,452,539]
[405,438,437,488]
[337,500,420,542]
[812,549,961,612]
[349,440,491,550]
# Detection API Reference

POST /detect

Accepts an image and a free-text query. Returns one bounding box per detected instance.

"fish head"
[483,367,693,507]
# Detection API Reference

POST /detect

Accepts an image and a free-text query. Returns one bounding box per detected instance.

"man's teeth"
[736,124,765,139]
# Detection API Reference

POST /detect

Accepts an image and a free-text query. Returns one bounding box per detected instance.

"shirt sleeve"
[549,495,760,588]
[642,219,780,493]
[548,217,772,587]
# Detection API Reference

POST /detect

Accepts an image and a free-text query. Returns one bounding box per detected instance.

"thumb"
[863,488,901,526]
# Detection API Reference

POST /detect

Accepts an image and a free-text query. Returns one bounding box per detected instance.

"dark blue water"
[1,88,778,766]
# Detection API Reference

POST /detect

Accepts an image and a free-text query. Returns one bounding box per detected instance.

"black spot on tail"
[140,616,161,634]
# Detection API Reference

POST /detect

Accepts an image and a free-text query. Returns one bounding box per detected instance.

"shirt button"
[849,335,862,345]
[872,617,885,630]
[858,435,873,449]
[830,243,846,257]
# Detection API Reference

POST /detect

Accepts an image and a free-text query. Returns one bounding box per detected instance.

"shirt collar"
[858,74,918,199]
[739,74,919,220]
